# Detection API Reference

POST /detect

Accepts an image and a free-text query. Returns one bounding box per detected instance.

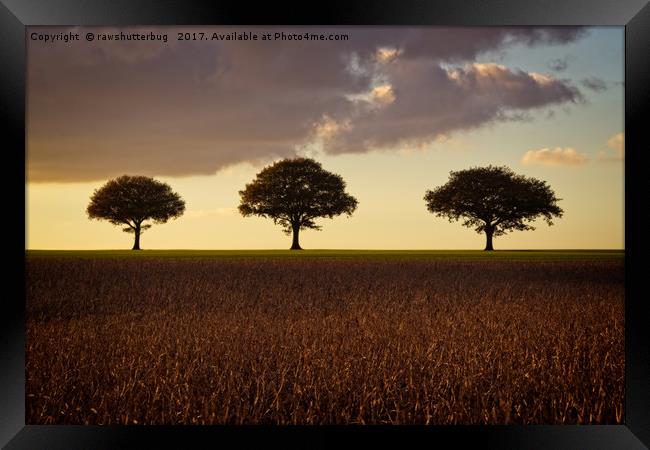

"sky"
[26,26,624,250]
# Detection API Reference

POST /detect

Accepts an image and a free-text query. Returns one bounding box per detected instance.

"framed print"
[2,0,649,448]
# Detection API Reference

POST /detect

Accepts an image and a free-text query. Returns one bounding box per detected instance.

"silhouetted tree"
[424,166,563,251]
[238,158,358,250]
[87,175,185,250]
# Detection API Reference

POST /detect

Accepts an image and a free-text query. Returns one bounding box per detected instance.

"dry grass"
[26,257,624,425]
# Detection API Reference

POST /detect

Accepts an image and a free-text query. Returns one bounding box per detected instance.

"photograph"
[23,25,628,427]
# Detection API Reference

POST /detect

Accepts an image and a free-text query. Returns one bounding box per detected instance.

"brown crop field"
[26,254,624,425]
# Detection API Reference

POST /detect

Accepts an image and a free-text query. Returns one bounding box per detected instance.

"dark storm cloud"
[27,26,588,182]
[580,76,609,93]
[322,62,583,154]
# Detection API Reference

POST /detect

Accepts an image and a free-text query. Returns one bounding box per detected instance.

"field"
[26,250,625,425]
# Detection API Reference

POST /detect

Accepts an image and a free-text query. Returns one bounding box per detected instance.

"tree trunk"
[132,226,141,250]
[290,223,302,250]
[484,227,494,251]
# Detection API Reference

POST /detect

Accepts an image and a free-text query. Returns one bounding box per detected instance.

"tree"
[424,166,563,251]
[238,158,358,250]
[87,175,185,250]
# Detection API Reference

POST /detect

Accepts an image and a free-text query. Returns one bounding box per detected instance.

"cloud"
[547,56,572,72]
[580,77,609,93]
[607,132,624,157]
[321,62,583,155]
[521,147,588,166]
[598,132,624,162]
[370,84,396,105]
[184,208,239,219]
[375,47,401,63]
[312,115,351,140]
[27,26,589,182]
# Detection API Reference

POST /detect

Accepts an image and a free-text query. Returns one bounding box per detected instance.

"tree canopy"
[424,166,563,250]
[87,175,185,250]
[238,158,358,249]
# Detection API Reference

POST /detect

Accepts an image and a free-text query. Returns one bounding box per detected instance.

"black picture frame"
[2,1,648,448]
